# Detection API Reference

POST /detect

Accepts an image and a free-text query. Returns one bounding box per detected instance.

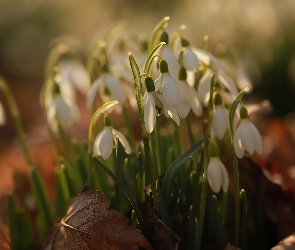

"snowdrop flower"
[207,143,229,193]
[143,77,160,134]
[155,61,191,125]
[155,60,181,108]
[46,84,79,131]
[179,38,199,72]
[86,63,126,109]
[178,67,202,117]
[58,59,91,94]
[197,69,238,106]
[0,101,6,126]
[158,31,179,78]
[234,106,263,159]
[93,116,131,160]
[211,93,229,139]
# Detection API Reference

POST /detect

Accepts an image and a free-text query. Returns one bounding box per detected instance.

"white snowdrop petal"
[183,48,199,71]
[71,61,91,94]
[144,93,157,133]
[249,122,263,155]
[99,127,114,160]
[160,45,179,78]
[86,77,104,109]
[176,102,190,119]
[68,100,80,123]
[162,74,180,107]
[0,102,6,126]
[55,96,71,127]
[207,157,222,193]
[93,130,105,157]
[217,71,239,96]
[112,128,132,154]
[220,162,229,192]
[212,106,228,139]
[236,68,253,92]
[198,70,212,104]
[167,107,180,126]
[186,71,195,87]
[193,48,223,71]
[154,75,162,92]
[105,74,126,105]
[176,80,192,105]
[190,87,203,117]
[239,120,256,155]
[233,127,244,159]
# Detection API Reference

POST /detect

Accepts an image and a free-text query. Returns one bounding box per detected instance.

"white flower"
[58,60,91,94]
[155,60,181,108]
[193,48,224,72]
[159,45,179,78]
[234,118,263,159]
[197,69,212,104]
[182,47,199,72]
[144,92,157,134]
[86,73,126,109]
[211,105,229,140]
[0,101,6,126]
[93,126,131,160]
[207,157,229,193]
[46,94,79,131]
[189,86,203,117]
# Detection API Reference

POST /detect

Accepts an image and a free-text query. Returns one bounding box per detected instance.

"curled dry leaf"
[43,189,151,250]
[145,188,181,250]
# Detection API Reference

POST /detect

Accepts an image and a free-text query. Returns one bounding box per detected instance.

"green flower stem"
[122,107,136,148]
[0,77,33,167]
[228,88,249,247]
[197,75,215,249]
[173,121,182,156]
[47,126,60,161]
[197,121,209,250]
[143,137,159,216]
[232,146,240,247]
[186,116,195,147]
[57,123,71,161]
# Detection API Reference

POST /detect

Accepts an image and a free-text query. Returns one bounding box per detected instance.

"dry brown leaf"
[145,188,181,250]
[43,189,151,250]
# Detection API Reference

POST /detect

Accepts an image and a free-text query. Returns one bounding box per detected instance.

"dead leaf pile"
[43,189,151,250]
[145,189,181,250]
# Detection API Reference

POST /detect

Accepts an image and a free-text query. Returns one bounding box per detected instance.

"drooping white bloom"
[212,105,230,140]
[234,118,263,159]
[93,126,131,160]
[197,69,212,105]
[58,60,91,94]
[86,73,126,109]
[182,47,199,72]
[155,60,181,108]
[175,79,192,119]
[207,157,229,193]
[188,86,203,117]
[46,94,79,131]
[0,101,6,126]
[159,45,179,79]
[144,92,157,134]
[193,48,224,72]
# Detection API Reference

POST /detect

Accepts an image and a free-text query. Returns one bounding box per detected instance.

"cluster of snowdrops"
[1,17,262,249]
